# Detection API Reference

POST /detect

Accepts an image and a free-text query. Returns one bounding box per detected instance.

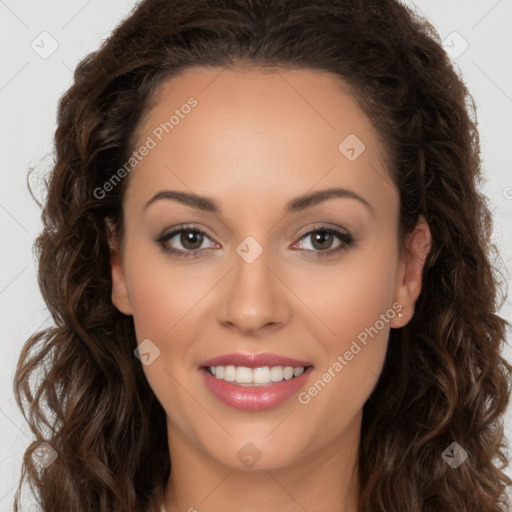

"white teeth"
[253,366,270,384]
[224,365,236,382]
[283,366,294,380]
[209,365,307,385]
[235,366,252,383]
[270,365,284,382]
[293,367,304,377]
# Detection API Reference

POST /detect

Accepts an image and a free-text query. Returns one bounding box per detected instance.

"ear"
[390,216,432,328]
[105,218,133,316]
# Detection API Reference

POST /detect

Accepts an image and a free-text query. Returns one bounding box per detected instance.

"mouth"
[199,358,315,411]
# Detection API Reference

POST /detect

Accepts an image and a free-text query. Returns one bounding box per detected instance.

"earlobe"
[390,216,432,328]
[105,218,133,316]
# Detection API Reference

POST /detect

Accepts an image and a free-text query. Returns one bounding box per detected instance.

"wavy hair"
[13,0,511,510]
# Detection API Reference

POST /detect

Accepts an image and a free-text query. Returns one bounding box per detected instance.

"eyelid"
[295,222,350,238]
[157,223,215,241]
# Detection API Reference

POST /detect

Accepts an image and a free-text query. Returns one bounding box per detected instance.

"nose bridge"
[218,234,289,332]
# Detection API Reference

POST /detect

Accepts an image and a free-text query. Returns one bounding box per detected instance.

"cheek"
[291,243,398,345]
[291,245,397,420]
[122,248,208,425]
[121,244,210,404]
[123,241,209,340]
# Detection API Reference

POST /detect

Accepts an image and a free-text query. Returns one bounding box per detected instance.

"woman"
[13,0,511,510]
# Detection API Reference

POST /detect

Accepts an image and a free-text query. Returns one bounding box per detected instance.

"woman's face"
[108,66,429,473]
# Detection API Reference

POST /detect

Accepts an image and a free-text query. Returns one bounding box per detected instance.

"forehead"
[125,66,395,215]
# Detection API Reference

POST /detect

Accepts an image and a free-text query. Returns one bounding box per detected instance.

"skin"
[107,66,432,512]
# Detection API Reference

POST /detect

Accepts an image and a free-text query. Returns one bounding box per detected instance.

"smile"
[199,352,315,411]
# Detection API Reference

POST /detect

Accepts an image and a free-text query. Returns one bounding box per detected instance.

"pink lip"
[198,352,314,411]
[199,352,313,369]
[200,366,314,411]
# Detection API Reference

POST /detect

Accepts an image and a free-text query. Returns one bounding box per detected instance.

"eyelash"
[156,223,355,259]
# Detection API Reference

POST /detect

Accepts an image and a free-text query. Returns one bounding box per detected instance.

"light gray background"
[1,0,511,509]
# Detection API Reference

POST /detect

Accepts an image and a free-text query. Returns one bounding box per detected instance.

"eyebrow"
[143,186,374,215]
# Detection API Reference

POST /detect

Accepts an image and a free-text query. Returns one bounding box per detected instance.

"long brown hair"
[14,0,511,510]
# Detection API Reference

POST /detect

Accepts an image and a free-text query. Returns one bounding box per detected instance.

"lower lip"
[200,366,313,411]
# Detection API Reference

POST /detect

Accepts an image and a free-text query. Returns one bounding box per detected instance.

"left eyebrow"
[285,187,374,215]
[143,186,374,215]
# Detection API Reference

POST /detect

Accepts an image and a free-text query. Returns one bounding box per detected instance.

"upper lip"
[199,352,313,369]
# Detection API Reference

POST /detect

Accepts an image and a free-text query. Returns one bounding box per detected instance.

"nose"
[217,242,291,335]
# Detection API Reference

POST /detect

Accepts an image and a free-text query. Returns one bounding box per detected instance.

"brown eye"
[179,229,204,250]
[309,230,335,251]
